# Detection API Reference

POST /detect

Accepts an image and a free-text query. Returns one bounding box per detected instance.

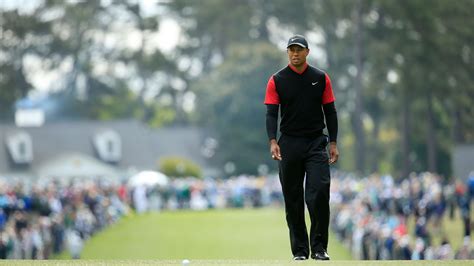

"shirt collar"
[288,63,308,75]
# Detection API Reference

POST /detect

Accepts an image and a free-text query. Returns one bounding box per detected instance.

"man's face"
[287,45,309,67]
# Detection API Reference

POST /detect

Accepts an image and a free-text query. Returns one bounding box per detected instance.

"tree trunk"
[256,1,270,41]
[16,64,30,98]
[371,119,380,173]
[426,90,437,173]
[352,0,366,174]
[401,87,411,178]
[452,110,465,144]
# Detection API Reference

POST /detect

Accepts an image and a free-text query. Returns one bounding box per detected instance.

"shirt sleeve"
[322,73,335,104]
[264,75,280,104]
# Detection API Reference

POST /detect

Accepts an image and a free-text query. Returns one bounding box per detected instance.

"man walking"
[264,35,339,260]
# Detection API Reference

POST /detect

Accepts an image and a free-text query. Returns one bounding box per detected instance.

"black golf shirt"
[264,63,337,141]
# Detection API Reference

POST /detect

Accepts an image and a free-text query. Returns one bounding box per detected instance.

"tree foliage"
[193,42,284,174]
[1,0,473,177]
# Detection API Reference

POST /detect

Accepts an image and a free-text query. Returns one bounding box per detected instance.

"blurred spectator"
[66,229,83,259]
[132,185,148,214]
[469,172,474,203]
[455,236,473,259]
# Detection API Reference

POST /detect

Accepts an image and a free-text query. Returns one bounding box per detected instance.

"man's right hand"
[269,139,282,161]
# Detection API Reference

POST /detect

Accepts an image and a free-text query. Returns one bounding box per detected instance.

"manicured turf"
[78,208,351,260]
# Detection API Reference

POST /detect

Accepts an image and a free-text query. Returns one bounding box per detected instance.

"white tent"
[128,170,169,187]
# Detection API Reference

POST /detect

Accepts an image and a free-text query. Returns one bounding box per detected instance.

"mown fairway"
[78,208,351,260]
[6,208,471,265]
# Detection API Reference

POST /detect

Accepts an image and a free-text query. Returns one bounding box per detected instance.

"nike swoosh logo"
[312,82,318,85]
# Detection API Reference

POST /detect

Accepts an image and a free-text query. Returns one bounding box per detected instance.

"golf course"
[1,208,472,265]
[60,208,351,260]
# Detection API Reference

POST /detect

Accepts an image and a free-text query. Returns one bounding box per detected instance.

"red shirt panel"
[264,75,280,104]
[322,73,335,104]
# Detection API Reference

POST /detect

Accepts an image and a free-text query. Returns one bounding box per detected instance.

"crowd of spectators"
[133,175,284,212]
[0,171,472,260]
[0,175,283,259]
[331,171,473,260]
[0,178,129,259]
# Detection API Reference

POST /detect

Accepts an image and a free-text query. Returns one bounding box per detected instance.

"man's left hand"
[329,142,339,164]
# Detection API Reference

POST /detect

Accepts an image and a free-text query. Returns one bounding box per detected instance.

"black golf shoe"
[311,250,330,260]
[293,255,307,260]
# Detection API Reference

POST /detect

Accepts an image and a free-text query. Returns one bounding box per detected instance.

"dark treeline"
[1,0,473,177]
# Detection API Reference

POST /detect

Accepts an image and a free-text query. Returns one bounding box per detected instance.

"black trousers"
[278,134,331,257]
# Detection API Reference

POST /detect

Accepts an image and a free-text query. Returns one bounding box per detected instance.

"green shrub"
[159,156,202,178]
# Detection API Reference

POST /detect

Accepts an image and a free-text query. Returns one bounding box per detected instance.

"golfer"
[264,35,339,260]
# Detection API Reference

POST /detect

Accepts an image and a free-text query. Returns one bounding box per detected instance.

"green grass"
[76,208,350,260]
[82,208,471,260]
